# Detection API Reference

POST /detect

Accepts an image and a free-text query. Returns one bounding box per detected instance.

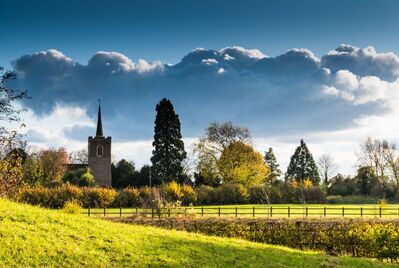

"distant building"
[88,103,112,186]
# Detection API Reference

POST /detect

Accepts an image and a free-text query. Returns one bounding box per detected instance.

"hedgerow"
[112,217,399,262]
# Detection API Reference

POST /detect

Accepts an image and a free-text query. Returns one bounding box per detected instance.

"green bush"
[194,185,217,205]
[116,217,399,262]
[327,195,379,204]
[214,183,248,204]
[81,187,117,208]
[63,168,95,187]
[113,188,140,207]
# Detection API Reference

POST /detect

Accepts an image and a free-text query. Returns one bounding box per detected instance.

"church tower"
[88,102,112,186]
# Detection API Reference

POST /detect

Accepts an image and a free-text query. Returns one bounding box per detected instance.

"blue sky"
[2,0,399,67]
[2,0,399,175]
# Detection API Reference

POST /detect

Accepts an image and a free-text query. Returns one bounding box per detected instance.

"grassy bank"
[0,199,396,267]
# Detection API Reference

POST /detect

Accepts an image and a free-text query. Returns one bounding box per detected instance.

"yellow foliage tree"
[217,141,269,187]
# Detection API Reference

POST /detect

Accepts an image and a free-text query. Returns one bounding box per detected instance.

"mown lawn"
[84,203,399,219]
[0,200,397,267]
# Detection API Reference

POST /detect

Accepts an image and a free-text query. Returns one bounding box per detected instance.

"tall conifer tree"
[151,98,186,182]
[285,139,320,184]
[264,147,281,183]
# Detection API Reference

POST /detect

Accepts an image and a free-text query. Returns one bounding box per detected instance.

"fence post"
[324,206,326,217]
[342,207,344,217]
[151,208,154,218]
[168,208,171,217]
[201,207,204,217]
[305,207,308,217]
[218,207,221,217]
[288,206,290,218]
[235,207,238,218]
[135,207,138,215]
[88,207,91,217]
[119,207,122,217]
[361,207,363,218]
[380,207,382,218]
[103,207,106,217]
[252,207,255,217]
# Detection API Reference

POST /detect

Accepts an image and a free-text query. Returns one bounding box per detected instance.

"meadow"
[83,203,399,219]
[0,199,395,267]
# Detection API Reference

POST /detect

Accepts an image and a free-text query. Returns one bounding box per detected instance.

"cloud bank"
[9,45,399,174]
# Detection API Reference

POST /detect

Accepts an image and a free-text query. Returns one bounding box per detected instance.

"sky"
[2,0,399,176]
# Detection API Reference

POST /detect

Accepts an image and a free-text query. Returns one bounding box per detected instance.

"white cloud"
[335,70,358,91]
[201,58,218,65]
[223,54,235,61]
[220,46,266,59]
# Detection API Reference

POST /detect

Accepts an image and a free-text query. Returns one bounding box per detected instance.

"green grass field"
[84,203,399,219]
[0,199,396,267]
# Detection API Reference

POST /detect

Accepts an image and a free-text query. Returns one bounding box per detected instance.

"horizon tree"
[151,98,186,183]
[264,147,281,184]
[217,141,269,187]
[0,67,29,196]
[317,154,338,188]
[194,121,250,182]
[285,139,320,184]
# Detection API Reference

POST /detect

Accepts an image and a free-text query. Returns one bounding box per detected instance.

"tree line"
[2,65,399,204]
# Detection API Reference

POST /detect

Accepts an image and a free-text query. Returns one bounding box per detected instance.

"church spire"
[96,100,104,137]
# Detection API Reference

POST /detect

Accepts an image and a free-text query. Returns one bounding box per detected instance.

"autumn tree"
[0,67,28,196]
[285,139,320,184]
[37,147,69,182]
[217,141,269,187]
[194,121,250,180]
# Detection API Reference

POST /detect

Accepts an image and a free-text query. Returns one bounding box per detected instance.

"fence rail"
[81,206,399,219]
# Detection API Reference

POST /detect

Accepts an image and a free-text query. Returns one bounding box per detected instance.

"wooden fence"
[82,206,399,218]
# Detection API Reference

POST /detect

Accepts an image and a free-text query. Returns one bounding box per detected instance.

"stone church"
[88,103,112,186]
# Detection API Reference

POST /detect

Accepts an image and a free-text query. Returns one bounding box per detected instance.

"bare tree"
[317,154,338,187]
[357,137,393,178]
[69,149,88,164]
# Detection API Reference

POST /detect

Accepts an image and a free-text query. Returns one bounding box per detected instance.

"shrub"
[50,184,83,208]
[81,187,117,208]
[162,181,183,203]
[114,217,399,262]
[181,185,196,206]
[18,186,51,207]
[248,185,284,204]
[18,184,83,208]
[138,187,159,208]
[113,188,140,207]
[214,183,248,204]
[327,195,379,204]
[194,185,217,205]
[62,200,81,214]
[63,168,95,187]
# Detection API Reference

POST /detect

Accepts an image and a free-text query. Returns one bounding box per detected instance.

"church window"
[97,145,103,157]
